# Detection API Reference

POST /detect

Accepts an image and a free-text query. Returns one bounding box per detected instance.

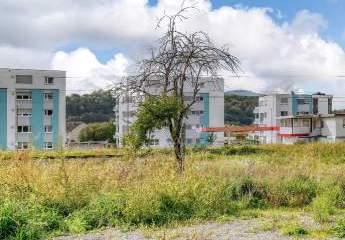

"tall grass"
[1,143,345,239]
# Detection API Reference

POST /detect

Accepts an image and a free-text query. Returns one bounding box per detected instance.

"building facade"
[251,91,345,144]
[114,77,225,147]
[0,69,66,150]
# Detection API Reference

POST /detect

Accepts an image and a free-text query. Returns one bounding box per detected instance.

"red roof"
[201,125,279,133]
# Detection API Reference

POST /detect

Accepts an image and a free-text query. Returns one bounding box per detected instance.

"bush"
[268,176,316,207]
[226,176,267,209]
[334,218,345,238]
[0,200,62,240]
[81,193,125,230]
[312,194,336,223]
[281,224,308,236]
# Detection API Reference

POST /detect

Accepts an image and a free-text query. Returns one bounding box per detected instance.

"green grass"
[1,143,345,239]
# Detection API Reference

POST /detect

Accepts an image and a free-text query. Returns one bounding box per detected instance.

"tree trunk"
[174,139,185,174]
[173,121,186,174]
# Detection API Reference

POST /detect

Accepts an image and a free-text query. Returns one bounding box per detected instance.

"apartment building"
[114,77,224,147]
[0,68,66,150]
[251,91,345,144]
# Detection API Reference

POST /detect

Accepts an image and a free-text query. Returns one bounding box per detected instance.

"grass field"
[2,143,345,239]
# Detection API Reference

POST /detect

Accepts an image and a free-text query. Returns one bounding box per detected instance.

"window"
[45,77,54,85]
[328,98,332,114]
[259,113,266,122]
[293,118,310,127]
[17,125,31,133]
[280,111,288,116]
[280,119,292,127]
[44,93,53,100]
[186,139,193,144]
[280,98,288,104]
[16,75,33,84]
[44,142,53,149]
[297,98,308,105]
[45,125,53,133]
[44,109,53,116]
[17,142,29,150]
[296,111,309,115]
[17,110,32,117]
[16,94,32,100]
[149,139,159,146]
[191,110,204,115]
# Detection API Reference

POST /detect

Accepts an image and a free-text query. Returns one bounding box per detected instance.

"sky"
[1,0,345,96]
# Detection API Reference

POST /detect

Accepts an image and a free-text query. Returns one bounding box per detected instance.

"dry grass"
[1,143,345,239]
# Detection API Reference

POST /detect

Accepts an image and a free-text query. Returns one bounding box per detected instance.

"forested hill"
[66,90,116,123]
[66,90,258,126]
[224,95,258,125]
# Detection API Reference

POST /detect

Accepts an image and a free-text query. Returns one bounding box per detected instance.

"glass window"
[280,119,292,127]
[17,142,30,150]
[44,93,53,100]
[16,94,32,100]
[17,125,31,133]
[280,111,288,116]
[45,125,53,133]
[44,142,53,149]
[45,77,54,85]
[44,109,53,116]
[297,98,308,105]
[280,98,288,104]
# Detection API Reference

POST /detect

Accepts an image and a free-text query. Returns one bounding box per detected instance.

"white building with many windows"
[0,68,66,150]
[114,77,225,147]
[251,91,345,144]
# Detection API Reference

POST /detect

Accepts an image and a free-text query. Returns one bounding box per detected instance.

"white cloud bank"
[51,48,129,92]
[0,0,345,95]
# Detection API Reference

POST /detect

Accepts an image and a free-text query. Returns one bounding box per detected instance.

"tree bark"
[174,138,185,174]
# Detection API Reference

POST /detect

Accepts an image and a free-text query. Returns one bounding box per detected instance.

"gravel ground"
[54,219,293,240]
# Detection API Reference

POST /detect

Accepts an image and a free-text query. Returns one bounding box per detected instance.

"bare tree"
[117,6,240,173]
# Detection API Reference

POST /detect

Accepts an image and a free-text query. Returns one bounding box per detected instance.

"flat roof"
[0,68,65,72]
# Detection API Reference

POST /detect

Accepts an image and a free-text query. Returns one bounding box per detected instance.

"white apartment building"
[114,77,225,147]
[251,91,345,144]
[0,68,66,150]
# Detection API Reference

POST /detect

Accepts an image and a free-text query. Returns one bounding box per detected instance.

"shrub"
[0,200,62,240]
[334,218,345,238]
[81,193,125,230]
[226,176,267,209]
[268,176,316,207]
[281,224,308,236]
[311,195,335,223]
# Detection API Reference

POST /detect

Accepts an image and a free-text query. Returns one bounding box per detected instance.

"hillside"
[224,95,258,125]
[66,90,115,123]
[67,90,259,126]
[225,89,262,97]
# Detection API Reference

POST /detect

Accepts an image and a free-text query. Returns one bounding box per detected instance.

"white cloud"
[0,45,53,69]
[289,10,328,35]
[0,0,344,96]
[51,48,129,93]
